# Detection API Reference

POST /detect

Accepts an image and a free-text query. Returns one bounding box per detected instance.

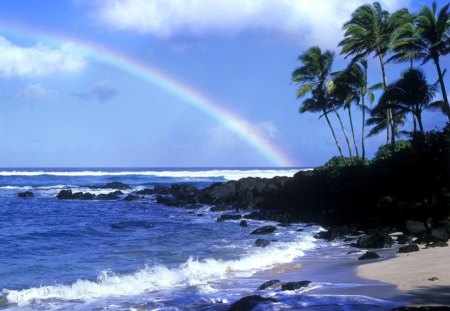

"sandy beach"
[357,246,450,306]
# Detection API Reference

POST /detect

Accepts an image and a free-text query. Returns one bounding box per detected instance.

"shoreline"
[357,246,450,306]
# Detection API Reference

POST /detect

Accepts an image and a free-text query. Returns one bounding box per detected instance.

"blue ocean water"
[0,168,401,310]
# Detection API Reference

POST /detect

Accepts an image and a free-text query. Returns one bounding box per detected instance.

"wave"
[4,237,316,306]
[0,169,306,180]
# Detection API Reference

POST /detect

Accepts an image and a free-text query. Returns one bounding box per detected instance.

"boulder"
[358,251,380,260]
[228,295,278,311]
[399,244,420,253]
[209,205,234,212]
[96,192,120,200]
[123,194,143,201]
[216,214,242,222]
[239,220,248,227]
[281,281,311,291]
[428,227,449,242]
[406,220,427,236]
[105,182,131,190]
[357,232,393,249]
[258,279,281,290]
[57,189,74,200]
[251,226,276,235]
[17,191,34,198]
[254,239,270,248]
[429,241,448,248]
[134,188,155,195]
[396,234,411,244]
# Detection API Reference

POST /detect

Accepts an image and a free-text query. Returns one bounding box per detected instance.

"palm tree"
[292,46,346,161]
[333,60,382,160]
[414,2,450,120]
[339,2,407,146]
[389,9,420,69]
[366,107,406,140]
[377,69,443,132]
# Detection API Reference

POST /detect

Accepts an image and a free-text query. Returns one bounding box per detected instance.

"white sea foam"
[0,169,307,180]
[4,237,316,306]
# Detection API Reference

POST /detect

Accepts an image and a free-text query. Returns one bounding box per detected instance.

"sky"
[0,0,448,168]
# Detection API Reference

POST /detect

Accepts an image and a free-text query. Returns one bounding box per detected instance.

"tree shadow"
[406,285,450,306]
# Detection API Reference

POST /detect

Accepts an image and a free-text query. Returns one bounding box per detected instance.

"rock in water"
[239,220,248,227]
[398,244,420,253]
[258,280,281,290]
[357,232,393,249]
[105,182,131,190]
[254,239,270,248]
[56,189,73,200]
[358,251,380,260]
[17,191,34,198]
[228,295,278,311]
[251,226,276,235]
[281,281,311,291]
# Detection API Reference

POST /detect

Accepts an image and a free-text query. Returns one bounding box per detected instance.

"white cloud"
[92,0,410,48]
[0,36,85,77]
[75,80,118,103]
[15,84,57,100]
[208,120,280,147]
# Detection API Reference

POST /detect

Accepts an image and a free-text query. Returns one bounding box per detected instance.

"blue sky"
[0,0,448,167]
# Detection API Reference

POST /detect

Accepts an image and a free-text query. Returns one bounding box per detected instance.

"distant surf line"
[0,22,296,167]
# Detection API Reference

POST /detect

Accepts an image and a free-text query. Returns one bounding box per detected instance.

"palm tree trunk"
[378,53,395,148]
[416,111,424,132]
[413,114,417,133]
[323,109,346,163]
[332,104,353,159]
[348,107,359,158]
[361,96,366,161]
[434,57,450,122]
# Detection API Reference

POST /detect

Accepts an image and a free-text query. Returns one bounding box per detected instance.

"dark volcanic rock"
[216,214,242,222]
[123,194,143,201]
[254,239,270,248]
[399,244,420,253]
[429,241,448,247]
[239,220,248,227]
[428,227,449,242]
[57,189,74,200]
[17,191,34,198]
[358,251,380,260]
[105,182,131,190]
[406,220,427,236]
[96,192,120,200]
[228,295,278,311]
[134,188,155,195]
[357,232,393,249]
[281,281,311,291]
[251,225,276,235]
[258,279,281,290]
[396,234,411,244]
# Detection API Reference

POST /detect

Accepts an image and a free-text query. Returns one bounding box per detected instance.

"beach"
[358,246,450,306]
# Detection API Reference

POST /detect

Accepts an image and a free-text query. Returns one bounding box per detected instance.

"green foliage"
[372,140,412,161]
[322,156,352,168]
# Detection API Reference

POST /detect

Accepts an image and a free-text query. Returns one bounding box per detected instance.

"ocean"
[0,168,403,310]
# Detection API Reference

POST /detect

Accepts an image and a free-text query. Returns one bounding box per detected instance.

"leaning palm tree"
[292,46,346,161]
[389,9,421,69]
[333,60,382,160]
[366,106,406,141]
[339,2,408,146]
[413,2,450,120]
[377,69,443,132]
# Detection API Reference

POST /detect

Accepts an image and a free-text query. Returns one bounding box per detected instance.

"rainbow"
[0,24,296,166]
